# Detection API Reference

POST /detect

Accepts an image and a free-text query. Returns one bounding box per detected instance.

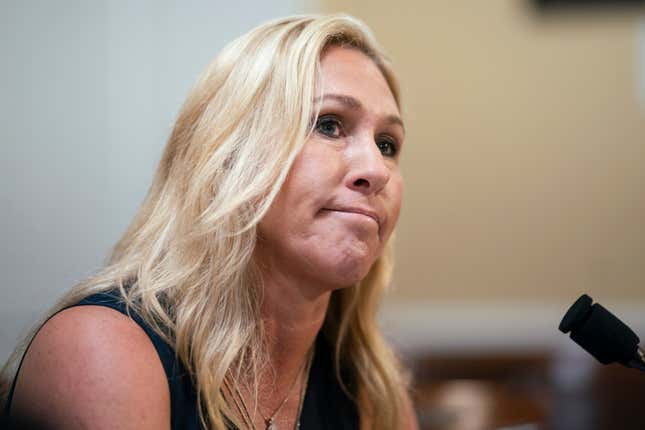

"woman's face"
[257,46,404,289]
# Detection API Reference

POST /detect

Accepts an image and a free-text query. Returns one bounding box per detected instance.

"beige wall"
[322,1,645,303]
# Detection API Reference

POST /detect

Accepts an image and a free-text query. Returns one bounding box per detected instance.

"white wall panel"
[0,0,306,363]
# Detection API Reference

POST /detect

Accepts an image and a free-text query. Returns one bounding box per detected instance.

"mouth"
[322,207,381,230]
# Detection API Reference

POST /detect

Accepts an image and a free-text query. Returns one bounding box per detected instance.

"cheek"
[391,179,403,212]
[385,176,404,233]
[280,150,345,221]
[258,161,331,239]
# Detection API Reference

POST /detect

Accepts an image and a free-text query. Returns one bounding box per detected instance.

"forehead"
[318,46,399,116]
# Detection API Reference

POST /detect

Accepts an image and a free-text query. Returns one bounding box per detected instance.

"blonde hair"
[1,14,407,429]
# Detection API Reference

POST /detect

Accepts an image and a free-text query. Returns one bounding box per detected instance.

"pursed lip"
[323,206,381,229]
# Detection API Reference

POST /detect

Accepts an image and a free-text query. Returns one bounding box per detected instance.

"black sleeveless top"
[4,291,359,429]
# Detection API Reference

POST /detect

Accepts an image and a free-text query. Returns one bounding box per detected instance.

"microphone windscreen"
[559,294,592,334]
[563,299,640,364]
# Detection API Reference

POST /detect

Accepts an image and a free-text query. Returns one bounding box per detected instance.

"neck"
[233,254,336,428]
[259,266,331,377]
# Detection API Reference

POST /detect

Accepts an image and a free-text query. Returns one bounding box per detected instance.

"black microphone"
[559,294,645,373]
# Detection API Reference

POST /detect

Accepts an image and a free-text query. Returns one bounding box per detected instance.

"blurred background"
[2,1,644,429]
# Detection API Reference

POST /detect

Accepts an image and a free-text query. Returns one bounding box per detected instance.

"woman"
[1,14,417,430]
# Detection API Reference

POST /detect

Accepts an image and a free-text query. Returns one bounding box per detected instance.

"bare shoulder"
[10,305,170,430]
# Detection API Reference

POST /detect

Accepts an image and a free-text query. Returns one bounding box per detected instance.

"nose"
[345,137,390,195]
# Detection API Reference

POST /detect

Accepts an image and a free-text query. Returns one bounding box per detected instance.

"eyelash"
[315,115,343,139]
[314,115,399,157]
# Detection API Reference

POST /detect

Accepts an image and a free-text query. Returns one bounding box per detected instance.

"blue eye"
[377,137,398,157]
[315,115,342,138]
[314,115,399,157]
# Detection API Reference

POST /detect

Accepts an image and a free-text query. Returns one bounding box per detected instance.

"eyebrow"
[314,93,405,131]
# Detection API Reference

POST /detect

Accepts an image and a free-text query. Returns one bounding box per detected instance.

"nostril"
[354,178,369,188]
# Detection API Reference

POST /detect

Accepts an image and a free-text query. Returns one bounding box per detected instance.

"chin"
[335,270,372,288]
[316,250,377,289]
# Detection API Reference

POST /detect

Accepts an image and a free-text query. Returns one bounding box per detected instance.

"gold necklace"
[260,348,312,430]
[232,348,314,430]
[292,349,313,430]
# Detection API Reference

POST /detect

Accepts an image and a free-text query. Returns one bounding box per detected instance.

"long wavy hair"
[1,14,408,429]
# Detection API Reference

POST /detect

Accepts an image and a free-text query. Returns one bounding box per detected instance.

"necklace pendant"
[265,417,277,430]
